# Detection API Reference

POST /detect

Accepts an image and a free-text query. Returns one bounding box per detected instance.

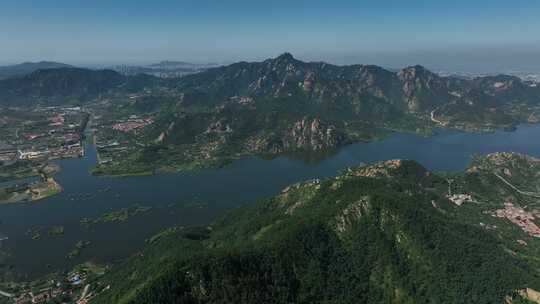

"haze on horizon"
[1,0,539,72]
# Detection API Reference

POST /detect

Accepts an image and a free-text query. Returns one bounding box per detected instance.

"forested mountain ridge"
[0,68,162,105]
[2,53,538,120]
[0,68,124,105]
[170,53,540,113]
[0,61,73,80]
[93,53,540,175]
[2,54,540,176]
[90,153,540,304]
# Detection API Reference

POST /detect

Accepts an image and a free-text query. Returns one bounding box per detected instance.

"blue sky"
[1,0,539,71]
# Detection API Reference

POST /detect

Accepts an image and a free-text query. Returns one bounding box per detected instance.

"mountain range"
[0,61,73,80]
[2,53,538,121]
[1,54,540,174]
[110,53,540,174]
[0,68,159,105]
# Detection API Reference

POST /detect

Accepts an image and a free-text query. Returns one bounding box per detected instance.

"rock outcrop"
[397,65,452,112]
[282,118,344,151]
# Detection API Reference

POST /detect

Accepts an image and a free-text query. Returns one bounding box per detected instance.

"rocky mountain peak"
[397,65,436,80]
[283,117,344,151]
[268,53,302,71]
[275,52,296,62]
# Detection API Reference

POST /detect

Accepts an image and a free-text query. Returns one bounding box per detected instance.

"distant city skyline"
[1,0,539,72]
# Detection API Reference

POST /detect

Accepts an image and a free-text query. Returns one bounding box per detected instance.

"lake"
[1,124,540,278]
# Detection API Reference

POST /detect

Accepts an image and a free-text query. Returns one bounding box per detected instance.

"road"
[0,290,14,298]
[494,172,540,198]
[79,284,90,302]
[430,109,445,126]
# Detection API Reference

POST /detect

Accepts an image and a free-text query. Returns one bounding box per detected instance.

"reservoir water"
[1,124,540,278]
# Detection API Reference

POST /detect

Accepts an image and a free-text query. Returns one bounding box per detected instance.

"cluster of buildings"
[111,117,153,133]
[447,193,473,206]
[12,271,89,304]
[436,70,540,84]
[492,201,540,238]
[17,134,83,161]
[0,107,87,164]
[230,95,254,105]
[13,287,65,304]
[93,115,154,165]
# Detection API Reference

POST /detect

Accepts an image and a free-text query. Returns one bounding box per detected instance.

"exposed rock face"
[205,120,232,134]
[155,121,175,143]
[334,199,371,233]
[283,118,343,151]
[302,72,315,91]
[518,288,540,304]
[244,136,282,154]
[397,65,451,112]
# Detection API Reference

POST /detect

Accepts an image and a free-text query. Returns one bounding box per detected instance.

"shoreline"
[0,176,62,204]
[89,121,539,178]
[2,122,540,281]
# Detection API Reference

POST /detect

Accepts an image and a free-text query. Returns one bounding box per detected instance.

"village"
[0,106,88,165]
[0,106,89,204]
[0,263,106,304]
[91,113,154,166]
[492,201,540,238]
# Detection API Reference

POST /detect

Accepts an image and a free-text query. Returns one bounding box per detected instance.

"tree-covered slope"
[0,61,74,79]
[94,53,540,175]
[0,68,161,105]
[3,54,540,177]
[167,53,540,116]
[91,156,540,304]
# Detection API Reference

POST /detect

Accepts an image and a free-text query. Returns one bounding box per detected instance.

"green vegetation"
[81,205,152,225]
[0,68,126,105]
[0,61,73,80]
[90,153,540,304]
[2,54,540,302]
[2,54,539,176]
[512,296,537,304]
[0,161,38,183]
[25,227,41,240]
[0,261,107,304]
[24,224,65,241]
[66,241,92,259]
[48,226,65,236]
[86,54,540,176]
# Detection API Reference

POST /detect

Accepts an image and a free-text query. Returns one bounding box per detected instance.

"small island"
[80,205,152,225]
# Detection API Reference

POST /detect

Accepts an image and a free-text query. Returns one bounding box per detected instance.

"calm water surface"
[1,124,540,277]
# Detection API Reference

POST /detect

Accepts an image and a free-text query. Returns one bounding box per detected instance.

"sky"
[1,0,539,71]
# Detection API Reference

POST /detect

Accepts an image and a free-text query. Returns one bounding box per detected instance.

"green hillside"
[90,54,540,176]
[90,153,540,304]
